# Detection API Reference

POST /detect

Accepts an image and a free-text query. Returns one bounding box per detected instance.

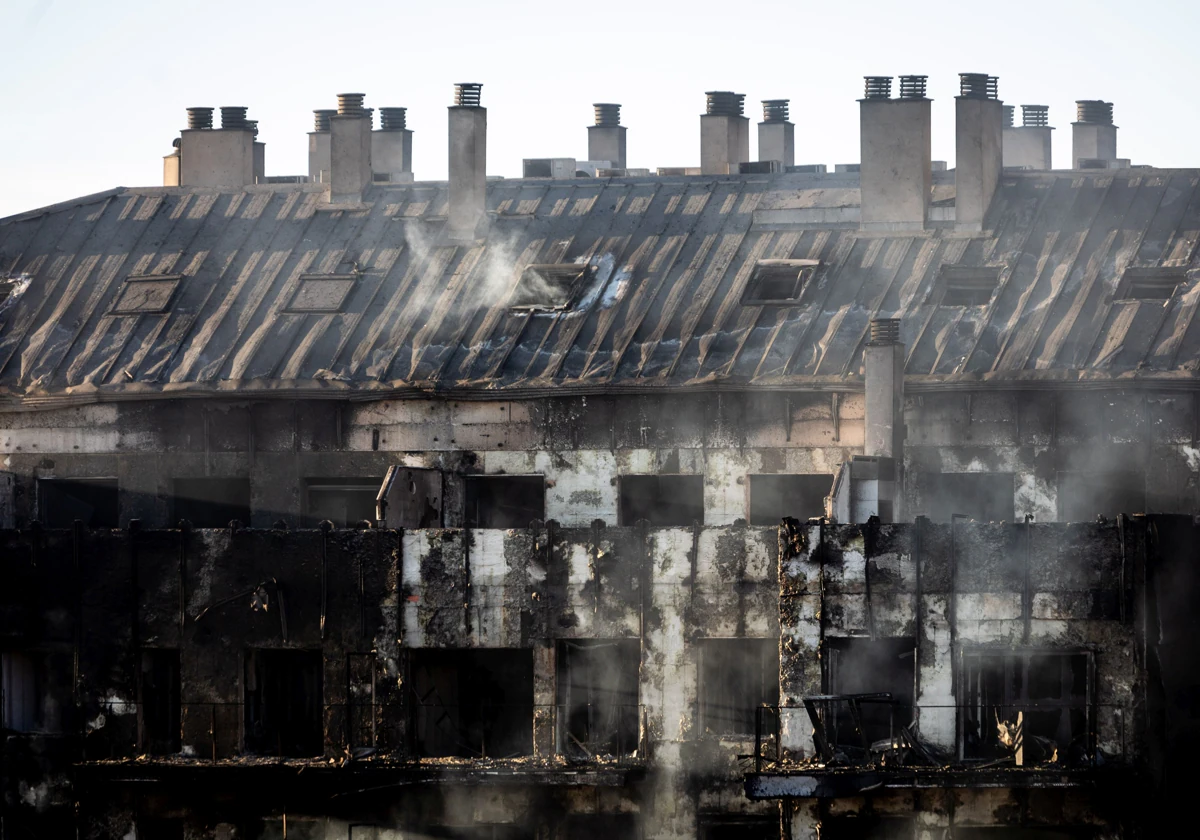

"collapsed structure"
[0,74,1197,839]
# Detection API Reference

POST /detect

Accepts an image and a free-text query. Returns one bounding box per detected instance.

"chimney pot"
[864,76,893,99]
[220,107,248,130]
[1004,105,1015,128]
[958,73,999,99]
[454,83,483,108]
[955,72,1004,230]
[589,104,626,169]
[898,76,928,100]
[186,107,213,130]
[337,93,366,117]
[1076,100,1114,125]
[1022,105,1050,127]
[701,92,749,174]
[762,99,790,123]
[869,318,901,344]
[593,103,621,127]
[314,109,337,132]
[379,107,407,131]
[705,91,745,117]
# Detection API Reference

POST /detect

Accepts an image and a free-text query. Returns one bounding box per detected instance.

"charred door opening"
[557,639,639,758]
[464,476,545,528]
[701,818,779,840]
[244,649,323,757]
[564,815,639,840]
[174,477,251,527]
[699,639,778,737]
[135,819,184,840]
[953,831,1094,840]
[1057,471,1145,521]
[377,466,443,528]
[1,650,71,733]
[408,648,533,758]
[822,637,915,749]
[618,475,704,526]
[821,817,914,840]
[250,819,323,840]
[421,827,534,840]
[306,478,380,527]
[37,477,119,527]
[748,474,833,524]
[960,649,1093,762]
[919,473,1015,523]
[138,649,180,755]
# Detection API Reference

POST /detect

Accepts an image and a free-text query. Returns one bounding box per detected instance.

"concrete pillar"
[955,73,1004,231]
[859,76,931,231]
[308,110,335,183]
[757,99,794,166]
[1072,101,1117,167]
[700,91,749,175]
[179,106,255,188]
[448,83,488,241]
[588,103,627,169]
[329,94,372,202]
[1003,105,1053,170]
[372,107,414,183]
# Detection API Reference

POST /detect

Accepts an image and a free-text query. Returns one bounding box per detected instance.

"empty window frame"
[250,820,324,840]
[938,266,1001,307]
[306,478,380,527]
[377,466,443,528]
[1117,267,1186,301]
[699,639,778,737]
[701,819,779,840]
[135,819,184,840]
[557,640,640,759]
[741,260,818,305]
[1,650,71,733]
[820,817,916,840]
[1057,471,1145,522]
[919,473,1015,524]
[37,477,119,528]
[564,815,640,840]
[419,828,534,840]
[173,477,251,528]
[509,264,591,311]
[748,474,833,525]
[139,649,181,755]
[822,637,915,750]
[618,475,704,526]
[464,475,545,528]
[408,649,534,758]
[959,649,1093,762]
[244,649,323,757]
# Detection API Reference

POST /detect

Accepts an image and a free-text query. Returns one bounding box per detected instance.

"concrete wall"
[372,129,414,180]
[860,99,931,231]
[1072,123,1118,168]
[1003,126,1053,170]
[588,125,627,170]
[700,115,750,176]
[308,131,331,182]
[757,122,794,167]
[448,107,487,238]
[329,116,372,201]
[954,98,1004,230]
[179,129,255,188]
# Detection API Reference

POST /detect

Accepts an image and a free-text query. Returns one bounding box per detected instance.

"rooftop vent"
[282,274,358,313]
[1117,267,1187,301]
[705,91,745,116]
[899,75,927,99]
[510,264,591,311]
[864,76,892,99]
[869,318,901,344]
[337,93,366,117]
[111,275,183,315]
[379,107,407,131]
[937,265,1002,307]
[741,260,818,304]
[220,107,248,130]
[455,83,483,107]
[594,103,621,127]
[187,107,213,130]
[1004,105,1015,128]
[762,99,790,123]
[1022,105,1050,127]
[1076,100,1114,125]
[958,73,998,99]
[313,109,336,132]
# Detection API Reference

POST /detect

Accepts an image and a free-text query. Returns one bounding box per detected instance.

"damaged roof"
[1,169,1198,406]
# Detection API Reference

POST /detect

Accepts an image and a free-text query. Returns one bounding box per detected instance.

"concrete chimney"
[329,93,372,202]
[700,92,749,175]
[864,318,905,460]
[954,73,1003,231]
[178,106,255,188]
[163,138,182,187]
[758,100,794,167]
[371,108,414,183]
[448,82,487,240]
[859,76,931,231]
[246,120,265,184]
[588,104,626,170]
[1072,100,1117,168]
[308,109,336,182]
[1003,105,1053,170]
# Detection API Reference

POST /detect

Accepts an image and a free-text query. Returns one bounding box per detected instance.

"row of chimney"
[163,78,1123,236]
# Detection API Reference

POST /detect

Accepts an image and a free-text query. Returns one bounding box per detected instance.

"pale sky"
[1,0,1196,218]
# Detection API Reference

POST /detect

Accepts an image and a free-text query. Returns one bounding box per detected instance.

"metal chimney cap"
[593,103,621,127]
[869,318,901,345]
[864,76,893,99]
[219,106,248,130]
[186,107,214,130]
[898,76,928,100]
[762,99,790,123]
[454,83,483,107]
[1075,100,1113,125]
[958,73,999,100]
[1022,105,1050,127]
[313,109,337,132]
[337,93,366,117]
[705,91,745,117]
[379,107,408,131]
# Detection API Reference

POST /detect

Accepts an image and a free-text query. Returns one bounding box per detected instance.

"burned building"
[0,75,1197,838]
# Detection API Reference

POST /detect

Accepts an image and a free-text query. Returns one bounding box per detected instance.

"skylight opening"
[509,264,590,311]
[937,266,1001,308]
[110,275,182,315]
[741,259,819,305]
[1117,267,1186,302]
[282,274,358,314]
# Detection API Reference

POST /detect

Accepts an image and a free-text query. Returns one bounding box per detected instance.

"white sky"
[1,0,1196,218]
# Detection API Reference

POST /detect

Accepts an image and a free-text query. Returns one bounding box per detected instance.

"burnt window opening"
[347,653,376,750]
[937,265,1002,307]
[135,819,184,840]
[701,818,779,840]
[408,648,534,758]
[699,639,778,737]
[960,649,1093,763]
[919,473,1015,523]
[1116,267,1187,301]
[110,274,182,315]
[139,649,180,755]
[618,475,705,526]
[748,474,833,525]
[557,640,640,759]
[822,638,916,752]
[464,475,545,528]
[509,264,591,311]
[741,260,818,305]
[249,819,323,840]
[377,466,443,529]
[37,477,119,528]
[306,478,380,527]
[953,830,1094,840]
[244,649,323,757]
[565,815,640,840]
[1057,471,1145,522]
[173,477,251,528]
[820,817,915,840]
[1,650,72,733]
[419,827,535,840]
